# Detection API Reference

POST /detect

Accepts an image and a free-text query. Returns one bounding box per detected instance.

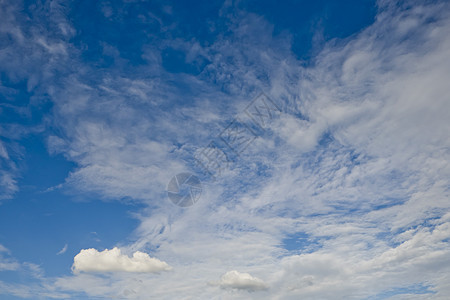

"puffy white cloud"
[218,270,268,291]
[72,247,171,274]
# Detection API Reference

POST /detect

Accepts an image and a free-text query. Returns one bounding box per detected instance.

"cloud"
[0,247,44,277]
[57,244,68,255]
[0,140,19,202]
[267,213,450,299]
[0,244,19,272]
[0,259,20,272]
[72,247,171,274]
[0,0,61,202]
[218,270,268,291]
[1,0,450,299]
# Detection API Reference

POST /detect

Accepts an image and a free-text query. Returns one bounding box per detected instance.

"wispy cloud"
[56,244,68,255]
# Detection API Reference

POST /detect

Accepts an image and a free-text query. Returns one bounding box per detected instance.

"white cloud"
[0,171,18,201]
[218,270,268,291]
[0,260,20,272]
[267,213,450,299]
[0,139,18,202]
[0,141,9,160]
[56,244,68,255]
[72,247,171,274]
[0,247,43,276]
[0,244,18,271]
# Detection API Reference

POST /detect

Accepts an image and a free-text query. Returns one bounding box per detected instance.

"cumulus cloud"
[72,247,171,274]
[218,270,268,291]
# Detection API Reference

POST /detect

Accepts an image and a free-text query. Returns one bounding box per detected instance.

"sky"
[0,0,450,299]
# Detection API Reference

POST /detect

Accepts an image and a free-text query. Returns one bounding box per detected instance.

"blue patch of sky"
[0,135,143,278]
[281,231,322,255]
[240,0,377,62]
[365,283,435,300]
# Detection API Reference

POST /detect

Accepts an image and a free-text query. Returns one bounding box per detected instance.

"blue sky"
[1,0,450,299]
